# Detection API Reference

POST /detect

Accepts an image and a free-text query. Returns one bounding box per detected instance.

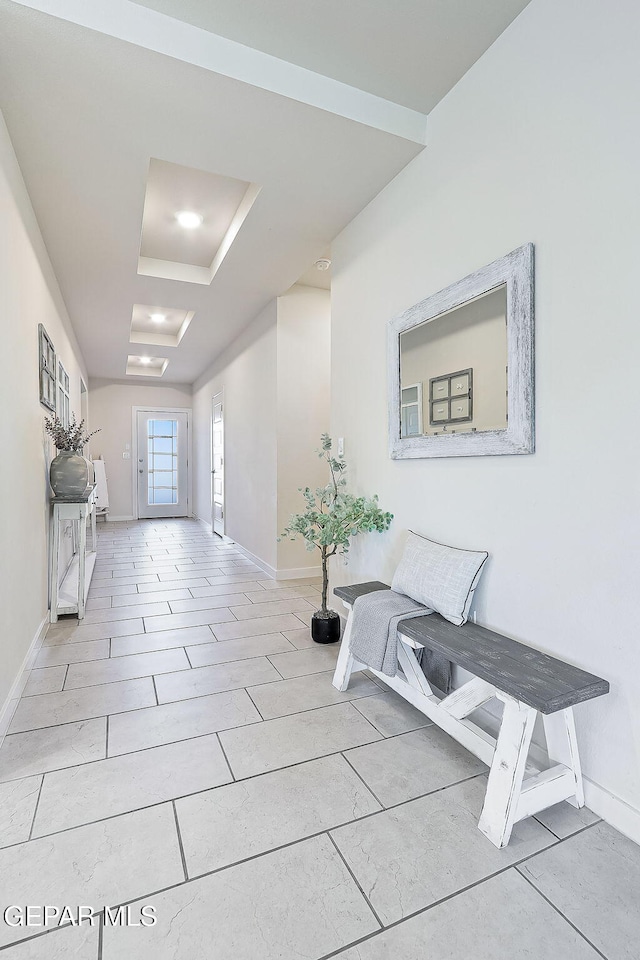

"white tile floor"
[0,518,638,959]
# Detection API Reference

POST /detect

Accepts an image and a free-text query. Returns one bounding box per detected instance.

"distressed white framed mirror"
[388,243,534,459]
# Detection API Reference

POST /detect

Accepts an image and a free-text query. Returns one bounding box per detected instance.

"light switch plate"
[337,437,344,457]
[122,451,130,460]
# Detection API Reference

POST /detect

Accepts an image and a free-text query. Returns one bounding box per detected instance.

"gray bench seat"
[334,581,609,714]
[332,580,609,847]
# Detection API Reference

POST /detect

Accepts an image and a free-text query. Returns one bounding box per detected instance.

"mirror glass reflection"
[399,284,508,438]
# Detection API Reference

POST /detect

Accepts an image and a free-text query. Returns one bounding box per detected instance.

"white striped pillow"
[391,532,488,626]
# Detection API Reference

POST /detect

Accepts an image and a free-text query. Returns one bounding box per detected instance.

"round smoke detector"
[315,258,331,271]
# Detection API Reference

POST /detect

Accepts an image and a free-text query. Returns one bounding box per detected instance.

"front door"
[136,410,189,519]
[211,393,224,535]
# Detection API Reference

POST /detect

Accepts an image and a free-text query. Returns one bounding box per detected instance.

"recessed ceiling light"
[176,210,203,229]
[140,357,152,365]
[150,313,166,323]
[315,258,331,271]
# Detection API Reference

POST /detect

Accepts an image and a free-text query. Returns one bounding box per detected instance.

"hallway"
[0,520,637,958]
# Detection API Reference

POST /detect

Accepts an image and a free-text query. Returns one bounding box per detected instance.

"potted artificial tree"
[281,435,393,644]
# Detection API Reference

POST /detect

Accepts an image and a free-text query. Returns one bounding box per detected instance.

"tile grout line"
[6,668,350,744]
[10,680,372,768]
[1,717,266,785]
[172,799,189,882]
[349,695,427,739]
[340,751,385,808]
[26,775,45,842]
[243,685,266,721]
[327,831,384,929]
[97,909,104,960]
[151,676,159,706]
[215,731,236,782]
[105,714,110,758]
[2,688,439,784]
[315,833,592,960]
[0,759,489,851]
[531,811,602,841]
[28,649,321,695]
[264,654,284,686]
[516,850,608,960]
[0,817,578,957]
[17,523,600,959]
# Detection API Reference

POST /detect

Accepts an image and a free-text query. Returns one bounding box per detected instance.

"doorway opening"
[133,407,191,519]
[211,392,224,536]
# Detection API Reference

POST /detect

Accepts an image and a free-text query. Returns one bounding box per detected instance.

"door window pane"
[151,420,176,436]
[152,454,175,471]
[147,419,178,505]
[150,437,174,455]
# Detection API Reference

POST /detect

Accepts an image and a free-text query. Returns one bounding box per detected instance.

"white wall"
[0,111,88,726]
[191,286,331,576]
[330,0,640,840]
[277,284,331,573]
[88,378,192,520]
[192,302,278,570]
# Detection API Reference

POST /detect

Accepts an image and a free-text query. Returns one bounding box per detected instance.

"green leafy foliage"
[281,434,393,613]
[44,414,100,452]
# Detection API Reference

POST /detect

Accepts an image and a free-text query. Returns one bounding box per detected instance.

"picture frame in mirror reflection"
[429,368,473,426]
[388,243,534,459]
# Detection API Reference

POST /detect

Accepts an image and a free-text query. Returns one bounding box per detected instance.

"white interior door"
[136,410,189,519]
[211,393,224,536]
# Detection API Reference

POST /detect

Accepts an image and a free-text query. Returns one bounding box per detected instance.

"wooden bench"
[332,582,609,848]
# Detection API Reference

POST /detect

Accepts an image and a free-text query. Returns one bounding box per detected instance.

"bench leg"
[543,708,584,808]
[332,604,356,692]
[397,640,434,697]
[478,696,536,848]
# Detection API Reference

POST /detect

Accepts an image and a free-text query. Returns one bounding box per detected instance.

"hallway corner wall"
[276,284,331,575]
[192,302,279,572]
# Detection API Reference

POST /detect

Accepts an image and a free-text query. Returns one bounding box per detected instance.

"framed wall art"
[38,323,57,412]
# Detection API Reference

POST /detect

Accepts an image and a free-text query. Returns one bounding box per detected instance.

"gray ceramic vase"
[50,450,90,498]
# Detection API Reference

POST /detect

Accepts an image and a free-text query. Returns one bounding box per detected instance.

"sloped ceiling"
[132,0,532,113]
[0,0,530,383]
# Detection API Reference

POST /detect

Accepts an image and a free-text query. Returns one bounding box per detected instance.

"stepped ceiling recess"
[0,0,530,382]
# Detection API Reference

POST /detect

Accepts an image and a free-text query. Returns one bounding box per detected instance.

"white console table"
[49,485,97,622]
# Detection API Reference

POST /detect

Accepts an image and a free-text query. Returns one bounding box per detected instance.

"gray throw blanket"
[349,589,452,693]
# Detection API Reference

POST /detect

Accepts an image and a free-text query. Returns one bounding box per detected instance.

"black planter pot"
[311,610,341,644]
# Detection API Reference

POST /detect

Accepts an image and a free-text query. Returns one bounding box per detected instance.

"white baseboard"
[0,614,49,746]
[441,703,640,842]
[194,516,234,544]
[192,518,320,579]
[583,777,640,845]
[355,659,640,844]
[275,564,322,580]
[232,542,321,581]
[106,515,134,522]
[232,543,278,578]
[470,708,640,843]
